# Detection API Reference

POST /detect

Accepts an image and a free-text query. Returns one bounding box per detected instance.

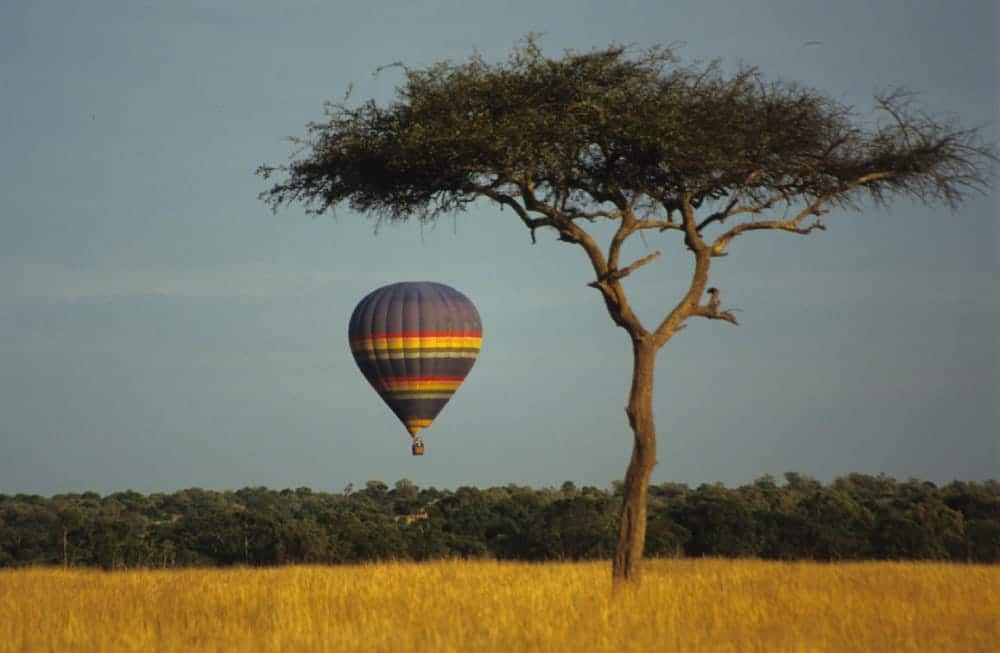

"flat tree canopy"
[258,39,995,584]
[259,40,992,229]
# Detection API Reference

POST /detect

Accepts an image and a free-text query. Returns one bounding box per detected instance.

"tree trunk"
[612,336,658,585]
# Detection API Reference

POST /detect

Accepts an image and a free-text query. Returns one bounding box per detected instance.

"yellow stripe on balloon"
[351,336,482,352]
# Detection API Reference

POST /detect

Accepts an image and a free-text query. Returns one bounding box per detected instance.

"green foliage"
[1,475,997,567]
[259,37,996,226]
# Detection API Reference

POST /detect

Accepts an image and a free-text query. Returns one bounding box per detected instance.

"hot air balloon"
[348,282,482,455]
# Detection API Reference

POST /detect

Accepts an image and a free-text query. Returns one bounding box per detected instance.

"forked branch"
[708,171,896,255]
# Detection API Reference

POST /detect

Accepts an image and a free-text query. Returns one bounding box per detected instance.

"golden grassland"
[1,559,997,652]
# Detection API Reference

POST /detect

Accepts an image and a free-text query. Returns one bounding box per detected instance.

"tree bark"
[612,335,658,585]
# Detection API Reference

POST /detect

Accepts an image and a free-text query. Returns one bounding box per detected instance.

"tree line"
[1,473,997,569]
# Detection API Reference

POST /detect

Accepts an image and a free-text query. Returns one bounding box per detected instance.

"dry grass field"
[1,559,997,652]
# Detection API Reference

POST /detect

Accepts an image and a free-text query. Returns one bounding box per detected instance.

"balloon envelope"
[348,282,482,439]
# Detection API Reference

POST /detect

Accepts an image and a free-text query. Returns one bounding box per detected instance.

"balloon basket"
[411,440,425,456]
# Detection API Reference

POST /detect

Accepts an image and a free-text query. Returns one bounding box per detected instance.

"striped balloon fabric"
[348,282,482,446]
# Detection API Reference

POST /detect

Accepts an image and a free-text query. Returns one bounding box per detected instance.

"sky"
[1,0,997,496]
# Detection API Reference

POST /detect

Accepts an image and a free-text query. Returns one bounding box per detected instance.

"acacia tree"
[258,40,995,584]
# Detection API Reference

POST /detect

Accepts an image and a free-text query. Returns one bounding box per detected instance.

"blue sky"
[1,0,997,495]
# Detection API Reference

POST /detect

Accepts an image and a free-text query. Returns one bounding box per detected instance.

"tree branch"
[651,249,713,347]
[563,206,625,222]
[689,305,739,325]
[485,183,649,334]
[632,218,682,232]
[696,169,762,231]
[557,221,647,336]
[589,251,661,288]
[680,192,708,253]
[646,192,720,347]
[606,210,635,272]
[473,186,552,243]
[710,171,894,255]
[712,218,827,255]
[715,185,796,222]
